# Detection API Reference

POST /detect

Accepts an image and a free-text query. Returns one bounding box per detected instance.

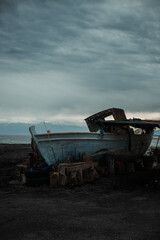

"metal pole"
[43,121,57,163]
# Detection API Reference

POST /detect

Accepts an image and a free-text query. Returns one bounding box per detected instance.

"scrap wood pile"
[18,150,115,187]
[17,147,160,187]
[51,161,99,187]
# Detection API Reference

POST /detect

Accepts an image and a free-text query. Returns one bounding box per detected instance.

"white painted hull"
[29,127,153,165]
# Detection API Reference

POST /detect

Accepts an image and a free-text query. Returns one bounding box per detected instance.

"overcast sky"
[0,0,160,124]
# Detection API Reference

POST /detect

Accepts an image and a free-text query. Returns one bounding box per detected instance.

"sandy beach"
[0,144,160,239]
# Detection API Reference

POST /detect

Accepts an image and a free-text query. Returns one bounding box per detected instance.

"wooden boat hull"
[29,126,153,165]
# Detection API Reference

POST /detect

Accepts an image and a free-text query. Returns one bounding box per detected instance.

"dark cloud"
[0,0,18,12]
[0,0,160,123]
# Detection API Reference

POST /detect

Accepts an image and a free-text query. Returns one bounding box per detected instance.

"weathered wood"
[85,108,127,132]
[58,161,99,186]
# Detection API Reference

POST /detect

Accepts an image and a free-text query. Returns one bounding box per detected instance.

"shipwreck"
[29,108,160,166]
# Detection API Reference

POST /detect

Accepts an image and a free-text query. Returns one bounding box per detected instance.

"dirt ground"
[1,144,160,240]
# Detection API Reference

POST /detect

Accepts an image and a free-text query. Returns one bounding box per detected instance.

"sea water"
[0,135,31,144]
[151,136,160,148]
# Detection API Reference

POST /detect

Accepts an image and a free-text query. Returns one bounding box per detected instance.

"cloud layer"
[0,0,160,123]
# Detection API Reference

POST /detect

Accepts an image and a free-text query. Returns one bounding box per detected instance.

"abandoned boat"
[29,108,160,165]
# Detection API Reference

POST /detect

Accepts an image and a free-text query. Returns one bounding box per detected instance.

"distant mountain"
[0,122,88,135]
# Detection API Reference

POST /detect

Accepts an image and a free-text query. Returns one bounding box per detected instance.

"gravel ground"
[0,144,160,240]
